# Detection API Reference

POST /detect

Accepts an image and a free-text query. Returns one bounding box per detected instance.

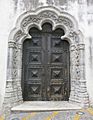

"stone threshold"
[11,101,82,112]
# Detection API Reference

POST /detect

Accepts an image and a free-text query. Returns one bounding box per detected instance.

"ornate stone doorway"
[22,23,70,101]
[4,6,89,113]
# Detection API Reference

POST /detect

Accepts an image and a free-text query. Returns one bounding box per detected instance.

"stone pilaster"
[3,40,17,118]
[16,43,23,103]
[77,44,89,107]
[69,45,76,102]
[69,44,89,107]
[3,41,23,119]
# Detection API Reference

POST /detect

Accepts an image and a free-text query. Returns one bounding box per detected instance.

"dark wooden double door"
[22,23,70,101]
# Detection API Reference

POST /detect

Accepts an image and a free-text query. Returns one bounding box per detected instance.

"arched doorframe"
[4,6,89,111]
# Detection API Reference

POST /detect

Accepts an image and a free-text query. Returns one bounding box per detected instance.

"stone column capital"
[8,40,16,48]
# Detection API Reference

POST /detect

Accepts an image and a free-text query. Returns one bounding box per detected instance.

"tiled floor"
[8,108,93,120]
[1,102,93,120]
[11,101,81,111]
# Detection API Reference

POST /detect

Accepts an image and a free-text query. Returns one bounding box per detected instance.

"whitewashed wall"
[0,0,10,109]
[0,0,93,110]
[86,5,93,105]
[0,0,25,110]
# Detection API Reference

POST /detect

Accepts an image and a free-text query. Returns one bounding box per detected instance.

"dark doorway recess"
[22,23,70,101]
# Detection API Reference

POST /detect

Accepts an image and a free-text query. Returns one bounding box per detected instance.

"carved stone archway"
[3,6,89,115]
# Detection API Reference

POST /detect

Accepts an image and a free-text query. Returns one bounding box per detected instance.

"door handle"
[42,73,45,76]
[47,87,50,92]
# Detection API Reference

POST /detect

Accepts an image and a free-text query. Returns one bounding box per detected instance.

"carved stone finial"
[23,0,40,10]
[47,0,67,6]
[47,0,54,5]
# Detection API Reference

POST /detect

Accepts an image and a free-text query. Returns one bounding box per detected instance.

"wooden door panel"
[22,23,70,101]
[27,50,42,64]
[48,67,64,101]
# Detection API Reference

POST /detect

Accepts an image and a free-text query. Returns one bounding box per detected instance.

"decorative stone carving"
[21,11,73,32]
[4,6,89,118]
[69,30,79,43]
[56,17,73,28]
[47,0,67,6]
[8,41,16,48]
[47,0,54,5]
[12,49,18,68]
[39,11,57,20]
[21,16,41,28]
[14,30,25,42]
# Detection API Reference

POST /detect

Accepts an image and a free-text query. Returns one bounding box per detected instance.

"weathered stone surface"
[0,0,92,119]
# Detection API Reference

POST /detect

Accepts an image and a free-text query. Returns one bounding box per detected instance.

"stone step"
[11,101,81,112]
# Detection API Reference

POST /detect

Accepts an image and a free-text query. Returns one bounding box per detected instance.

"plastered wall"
[0,0,93,110]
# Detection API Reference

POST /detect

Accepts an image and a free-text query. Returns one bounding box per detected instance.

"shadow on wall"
[0,93,4,115]
[0,93,2,110]
[0,94,4,120]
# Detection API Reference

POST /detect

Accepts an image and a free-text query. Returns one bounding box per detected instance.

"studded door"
[22,23,70,101]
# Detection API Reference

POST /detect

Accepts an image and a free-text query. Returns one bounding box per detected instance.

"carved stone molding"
[10,6,78,43]
[20,11,74,34]
[14,30,26,42]
[3,6,89,118]
[8,41,16,48]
